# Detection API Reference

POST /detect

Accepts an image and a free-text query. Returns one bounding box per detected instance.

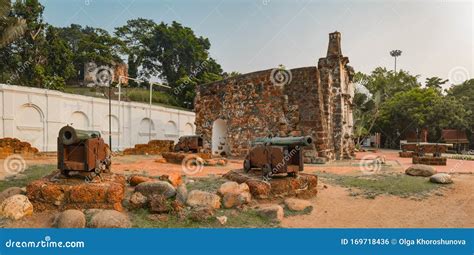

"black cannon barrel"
[59,126,101,145]
[252,136,313,146]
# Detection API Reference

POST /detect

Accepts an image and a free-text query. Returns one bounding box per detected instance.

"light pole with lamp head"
[117,76,171,143]
[389,49,402,73]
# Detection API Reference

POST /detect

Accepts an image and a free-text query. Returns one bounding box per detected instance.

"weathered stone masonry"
[195,32,355,162]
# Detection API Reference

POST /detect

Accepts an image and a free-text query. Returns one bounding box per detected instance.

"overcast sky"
[41,0,473,87]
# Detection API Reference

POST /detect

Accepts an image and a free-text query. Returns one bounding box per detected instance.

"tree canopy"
[354,66,472,148]
[0,2,224,108]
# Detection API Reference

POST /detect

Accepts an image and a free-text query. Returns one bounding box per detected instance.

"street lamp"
[117,76,171,143]
[389,50,402,73]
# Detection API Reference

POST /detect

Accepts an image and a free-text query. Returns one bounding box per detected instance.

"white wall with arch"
[0,84,196,151]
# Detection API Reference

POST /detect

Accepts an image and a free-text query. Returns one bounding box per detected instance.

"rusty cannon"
[57,126,111,178]
[174,135,203,153]
[243,136,313,179]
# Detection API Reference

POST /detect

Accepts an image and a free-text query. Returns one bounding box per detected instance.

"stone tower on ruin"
[318,31,355,160]
[194,31,355,162]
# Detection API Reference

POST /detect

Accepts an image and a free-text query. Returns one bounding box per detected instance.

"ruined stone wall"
[195,32,355,162]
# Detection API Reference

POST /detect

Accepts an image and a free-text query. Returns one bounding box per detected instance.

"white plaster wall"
[0,84,196,151]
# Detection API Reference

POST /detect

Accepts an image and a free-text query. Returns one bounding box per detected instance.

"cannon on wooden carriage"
[243,136,313,179]
[57,125,111,178]
[174,135,203,153]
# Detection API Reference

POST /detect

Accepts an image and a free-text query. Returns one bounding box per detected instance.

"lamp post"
[389,50,402,73]
[117,76,171,143]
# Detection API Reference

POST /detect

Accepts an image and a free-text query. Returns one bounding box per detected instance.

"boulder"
[129,192,148,208]
[135,181,176,199]
[158,174,183,187]
[188,206,215,222]
[0,194,33,220]
[84,209,103,218]
[186,190,221,209]
[149,195,171,213]
[405,164,436,177]
[217,182,249,196]
[55,209,86,228]
[89,210,131,228]
[430,173,453,184]
[222,192,251,209]
[0,187,24,203]
[218,182,251,208]
[256,205,284,222]
[129,175,155,186]
[176,184,188,204]
[284,198,312,211]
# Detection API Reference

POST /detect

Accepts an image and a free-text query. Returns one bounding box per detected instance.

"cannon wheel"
[243,159,251,173]
[183,146,190,153]
[262,163,272,179]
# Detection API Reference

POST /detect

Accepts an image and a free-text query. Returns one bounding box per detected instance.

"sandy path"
[281,174,474,228]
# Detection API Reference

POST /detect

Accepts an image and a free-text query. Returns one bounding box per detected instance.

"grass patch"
[316,171,444,199]
[186,176,227,193]
[63,86,188,111]
[130,208,276,228]
[0,164,56,191]
[284,206,313,217]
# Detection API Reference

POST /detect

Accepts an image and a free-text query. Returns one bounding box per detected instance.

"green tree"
[143,21,223,108]
[115,18,156,86]
[425,76,448,91]
[58,24,123,82]
[7,0,46,86]
[377,87,469,148]
[446,79,474,146]
[359,67,420,102]
[43,26,75,81]
[0,0,26,48]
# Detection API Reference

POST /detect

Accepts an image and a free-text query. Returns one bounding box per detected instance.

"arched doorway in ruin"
[211,119,230,156]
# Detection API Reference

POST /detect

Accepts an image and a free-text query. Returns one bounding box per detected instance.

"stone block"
[26,171,125,212]
[223,169,318,199]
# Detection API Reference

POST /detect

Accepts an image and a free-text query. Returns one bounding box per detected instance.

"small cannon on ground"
[174,135,203,153]
[57,126,111,178]
[243,136,313,179]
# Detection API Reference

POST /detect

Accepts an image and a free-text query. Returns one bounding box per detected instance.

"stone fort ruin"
[195,32,355,162]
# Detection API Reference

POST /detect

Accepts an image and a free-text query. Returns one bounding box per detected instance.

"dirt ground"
[1,149,473,228]
[281,174,474,228]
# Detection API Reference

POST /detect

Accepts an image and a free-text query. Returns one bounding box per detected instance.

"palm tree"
[0,0,26,48]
